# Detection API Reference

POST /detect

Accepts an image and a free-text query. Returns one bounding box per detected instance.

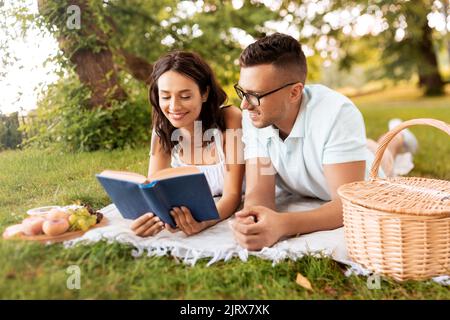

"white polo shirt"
[242,84,380,201]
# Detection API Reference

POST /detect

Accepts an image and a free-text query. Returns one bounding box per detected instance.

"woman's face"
[157,70,207,130]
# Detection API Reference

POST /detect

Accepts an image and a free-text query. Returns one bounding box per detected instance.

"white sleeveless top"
[171,129,226,197]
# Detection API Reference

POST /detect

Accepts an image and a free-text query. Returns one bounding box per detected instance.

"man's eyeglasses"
[234,82,298,107]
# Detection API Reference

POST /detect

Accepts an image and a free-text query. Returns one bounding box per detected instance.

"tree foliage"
[296,0,447,95]
[14,0,279,151]
[1,0,447,152]
[0,112,22,150]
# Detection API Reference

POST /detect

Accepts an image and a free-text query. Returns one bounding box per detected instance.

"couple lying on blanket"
[131,33,418,251]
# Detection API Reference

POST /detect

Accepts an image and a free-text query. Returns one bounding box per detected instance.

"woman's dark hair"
[239,33,307,84]
[149,51,227,153]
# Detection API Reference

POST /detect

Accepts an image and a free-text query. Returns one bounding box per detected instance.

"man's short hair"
[239,33,307,84]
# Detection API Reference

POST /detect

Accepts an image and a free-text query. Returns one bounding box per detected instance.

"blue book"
[96,170,219,228]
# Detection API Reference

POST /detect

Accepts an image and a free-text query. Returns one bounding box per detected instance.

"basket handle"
[370,118,450,179]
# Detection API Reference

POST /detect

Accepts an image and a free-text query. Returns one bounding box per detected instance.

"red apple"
[46,208,70,221]
[42,219,70,236]
[22,217,45,236]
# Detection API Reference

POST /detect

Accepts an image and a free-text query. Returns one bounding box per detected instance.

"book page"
[99,170,149,184]
[148,166,201,181]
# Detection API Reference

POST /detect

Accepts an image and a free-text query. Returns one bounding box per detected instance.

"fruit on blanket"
[95,212,103,224]
[2,224,25,239]
[46,209,69,221]
[3,203,104,241]
[42,219,70,236]
[68,207,97,231]
[22,217,45,236]
[82,204,104,224]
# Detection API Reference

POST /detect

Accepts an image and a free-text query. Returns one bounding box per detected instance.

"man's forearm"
[280,199,344,236]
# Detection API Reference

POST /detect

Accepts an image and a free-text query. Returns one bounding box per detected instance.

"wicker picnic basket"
[337,118,450,281]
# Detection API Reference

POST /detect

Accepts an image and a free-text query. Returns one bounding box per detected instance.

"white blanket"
[66,192,349,265]
[64,191,449,285]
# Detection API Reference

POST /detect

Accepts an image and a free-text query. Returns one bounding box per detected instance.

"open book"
[96,170,219,228]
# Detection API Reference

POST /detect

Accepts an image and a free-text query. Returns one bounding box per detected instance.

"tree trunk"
[103,16,154,85]
[116,49,153,85]
[71,48,127,107]
[417,21,444,96]
[37,0,127,108]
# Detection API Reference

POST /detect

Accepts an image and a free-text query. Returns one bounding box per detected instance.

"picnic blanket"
[64,189,450,285]
[66,191,345,264]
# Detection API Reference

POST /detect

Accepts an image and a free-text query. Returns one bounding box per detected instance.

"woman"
[131,51,244,237]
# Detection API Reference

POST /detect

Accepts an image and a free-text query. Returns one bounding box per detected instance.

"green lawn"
[1,87,449,299]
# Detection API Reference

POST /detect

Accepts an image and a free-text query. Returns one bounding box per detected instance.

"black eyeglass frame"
[234,82,298,106]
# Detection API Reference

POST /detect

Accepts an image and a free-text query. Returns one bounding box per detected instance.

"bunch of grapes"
[68,207,98,231]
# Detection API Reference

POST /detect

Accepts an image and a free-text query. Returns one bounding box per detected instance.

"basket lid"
[338,177,450,216]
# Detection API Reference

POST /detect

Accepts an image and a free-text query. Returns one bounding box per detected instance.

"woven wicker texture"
[338,177,450,216]
[338,118,450,281]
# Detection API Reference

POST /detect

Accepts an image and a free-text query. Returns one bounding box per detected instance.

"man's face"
[237,64,292,128]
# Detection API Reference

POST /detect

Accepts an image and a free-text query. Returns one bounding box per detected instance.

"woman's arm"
[215,106,245,220]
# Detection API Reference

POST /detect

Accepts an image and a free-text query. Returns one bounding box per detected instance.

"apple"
[42,219,70,236]
[22,217,45,236]
[46,208,70,221]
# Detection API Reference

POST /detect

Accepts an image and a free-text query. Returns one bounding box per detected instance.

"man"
[230,33,373,251]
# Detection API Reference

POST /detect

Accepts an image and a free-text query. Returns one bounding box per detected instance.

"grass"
[1,86,449,299]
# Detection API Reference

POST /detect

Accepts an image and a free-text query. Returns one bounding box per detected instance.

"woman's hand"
[165,206,210,236]
[131,212,164,237]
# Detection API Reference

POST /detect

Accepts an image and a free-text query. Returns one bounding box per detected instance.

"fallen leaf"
[296,273,313,291]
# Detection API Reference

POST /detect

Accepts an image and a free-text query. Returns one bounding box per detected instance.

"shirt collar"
[259,125,277,140]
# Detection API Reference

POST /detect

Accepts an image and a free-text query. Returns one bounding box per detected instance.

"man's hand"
[230,206,286,251]
[165,206,209,236]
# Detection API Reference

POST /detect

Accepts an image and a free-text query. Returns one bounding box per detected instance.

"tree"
[291,0,447,95]
[375,0,444,95]
[37,0,128,108]
[33,0,277,109]
[3,0,278,151]
[0,112,22,150]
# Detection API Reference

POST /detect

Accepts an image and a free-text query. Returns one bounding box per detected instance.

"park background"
[0,0,449,299]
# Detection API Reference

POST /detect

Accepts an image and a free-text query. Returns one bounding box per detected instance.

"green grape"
[69,214,78,225]
[89,216,97,226]
[67,206,98,232]
[78,218,89,231]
